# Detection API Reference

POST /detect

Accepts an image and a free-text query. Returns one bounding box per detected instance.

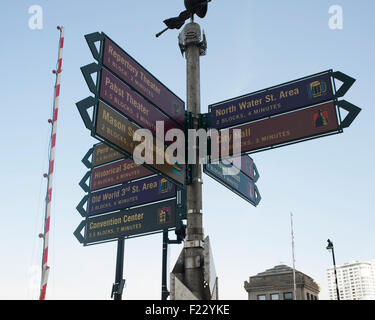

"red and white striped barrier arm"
[40,26,64,300]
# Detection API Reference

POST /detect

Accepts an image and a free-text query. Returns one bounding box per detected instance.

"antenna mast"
[290,212,297,300]
[39,26,65,300]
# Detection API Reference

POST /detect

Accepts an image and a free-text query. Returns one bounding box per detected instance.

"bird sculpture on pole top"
[156,0,211,37]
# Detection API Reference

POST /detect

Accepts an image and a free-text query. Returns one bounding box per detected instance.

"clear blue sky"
[1,0,374,300]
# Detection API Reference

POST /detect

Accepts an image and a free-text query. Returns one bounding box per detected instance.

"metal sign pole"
[182,21,206,300]
[161,230,169,300]
[112,238,125,300]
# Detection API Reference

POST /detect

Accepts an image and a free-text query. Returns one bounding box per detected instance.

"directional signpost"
[77,63,186,186]
[75,31,190,300]
[85,32,185,126]
[207,70,360,160]
[74,4,361,302]
[76,143,186,235]
[75,144,187,300]
[80,99,186,186]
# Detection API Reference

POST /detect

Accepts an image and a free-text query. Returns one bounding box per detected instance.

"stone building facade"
[244,265,320,300]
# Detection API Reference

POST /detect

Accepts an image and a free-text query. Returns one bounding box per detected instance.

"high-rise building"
[244,265,320,300]
[326,260,375,300]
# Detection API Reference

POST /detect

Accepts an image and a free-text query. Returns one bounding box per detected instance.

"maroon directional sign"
[102,34,185,127]
[90,158,154,191]
[212,101,341,160]
[99,68,180,137]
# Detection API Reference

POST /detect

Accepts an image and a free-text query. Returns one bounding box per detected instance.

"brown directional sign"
[94,100,185,186]
[212,101,340,159]
[92,143,123,167]
[99,68,181,138]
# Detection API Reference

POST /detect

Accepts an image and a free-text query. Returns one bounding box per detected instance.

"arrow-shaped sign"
[254,185,261,206]
[332,71,356,98]
[79,171,91,193]
[84,32,103,61]
[76,194,88,218]
[73,220,86,244]
[253,163,260,183]
[337,100,361,129]
[80,63,100,95]
[81,148,93,169]
[76,96,96,130]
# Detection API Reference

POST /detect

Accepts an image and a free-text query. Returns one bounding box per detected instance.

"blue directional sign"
[209,70,356,130]
[203,161,261,207]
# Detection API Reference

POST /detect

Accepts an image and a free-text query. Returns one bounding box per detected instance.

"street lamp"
[326,239,340,300]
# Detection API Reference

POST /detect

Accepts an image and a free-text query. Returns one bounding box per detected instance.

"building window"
[270,293,280,300]
[257,294,266,300]
[283,292,293,300]
[306,293,310,300]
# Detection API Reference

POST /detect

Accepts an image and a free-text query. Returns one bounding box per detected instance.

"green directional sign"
[74,199,185,245]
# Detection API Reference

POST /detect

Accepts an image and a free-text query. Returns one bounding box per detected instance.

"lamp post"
[326,239,340,300]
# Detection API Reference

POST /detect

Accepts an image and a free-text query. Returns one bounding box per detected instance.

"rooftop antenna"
[290,212,297,300]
